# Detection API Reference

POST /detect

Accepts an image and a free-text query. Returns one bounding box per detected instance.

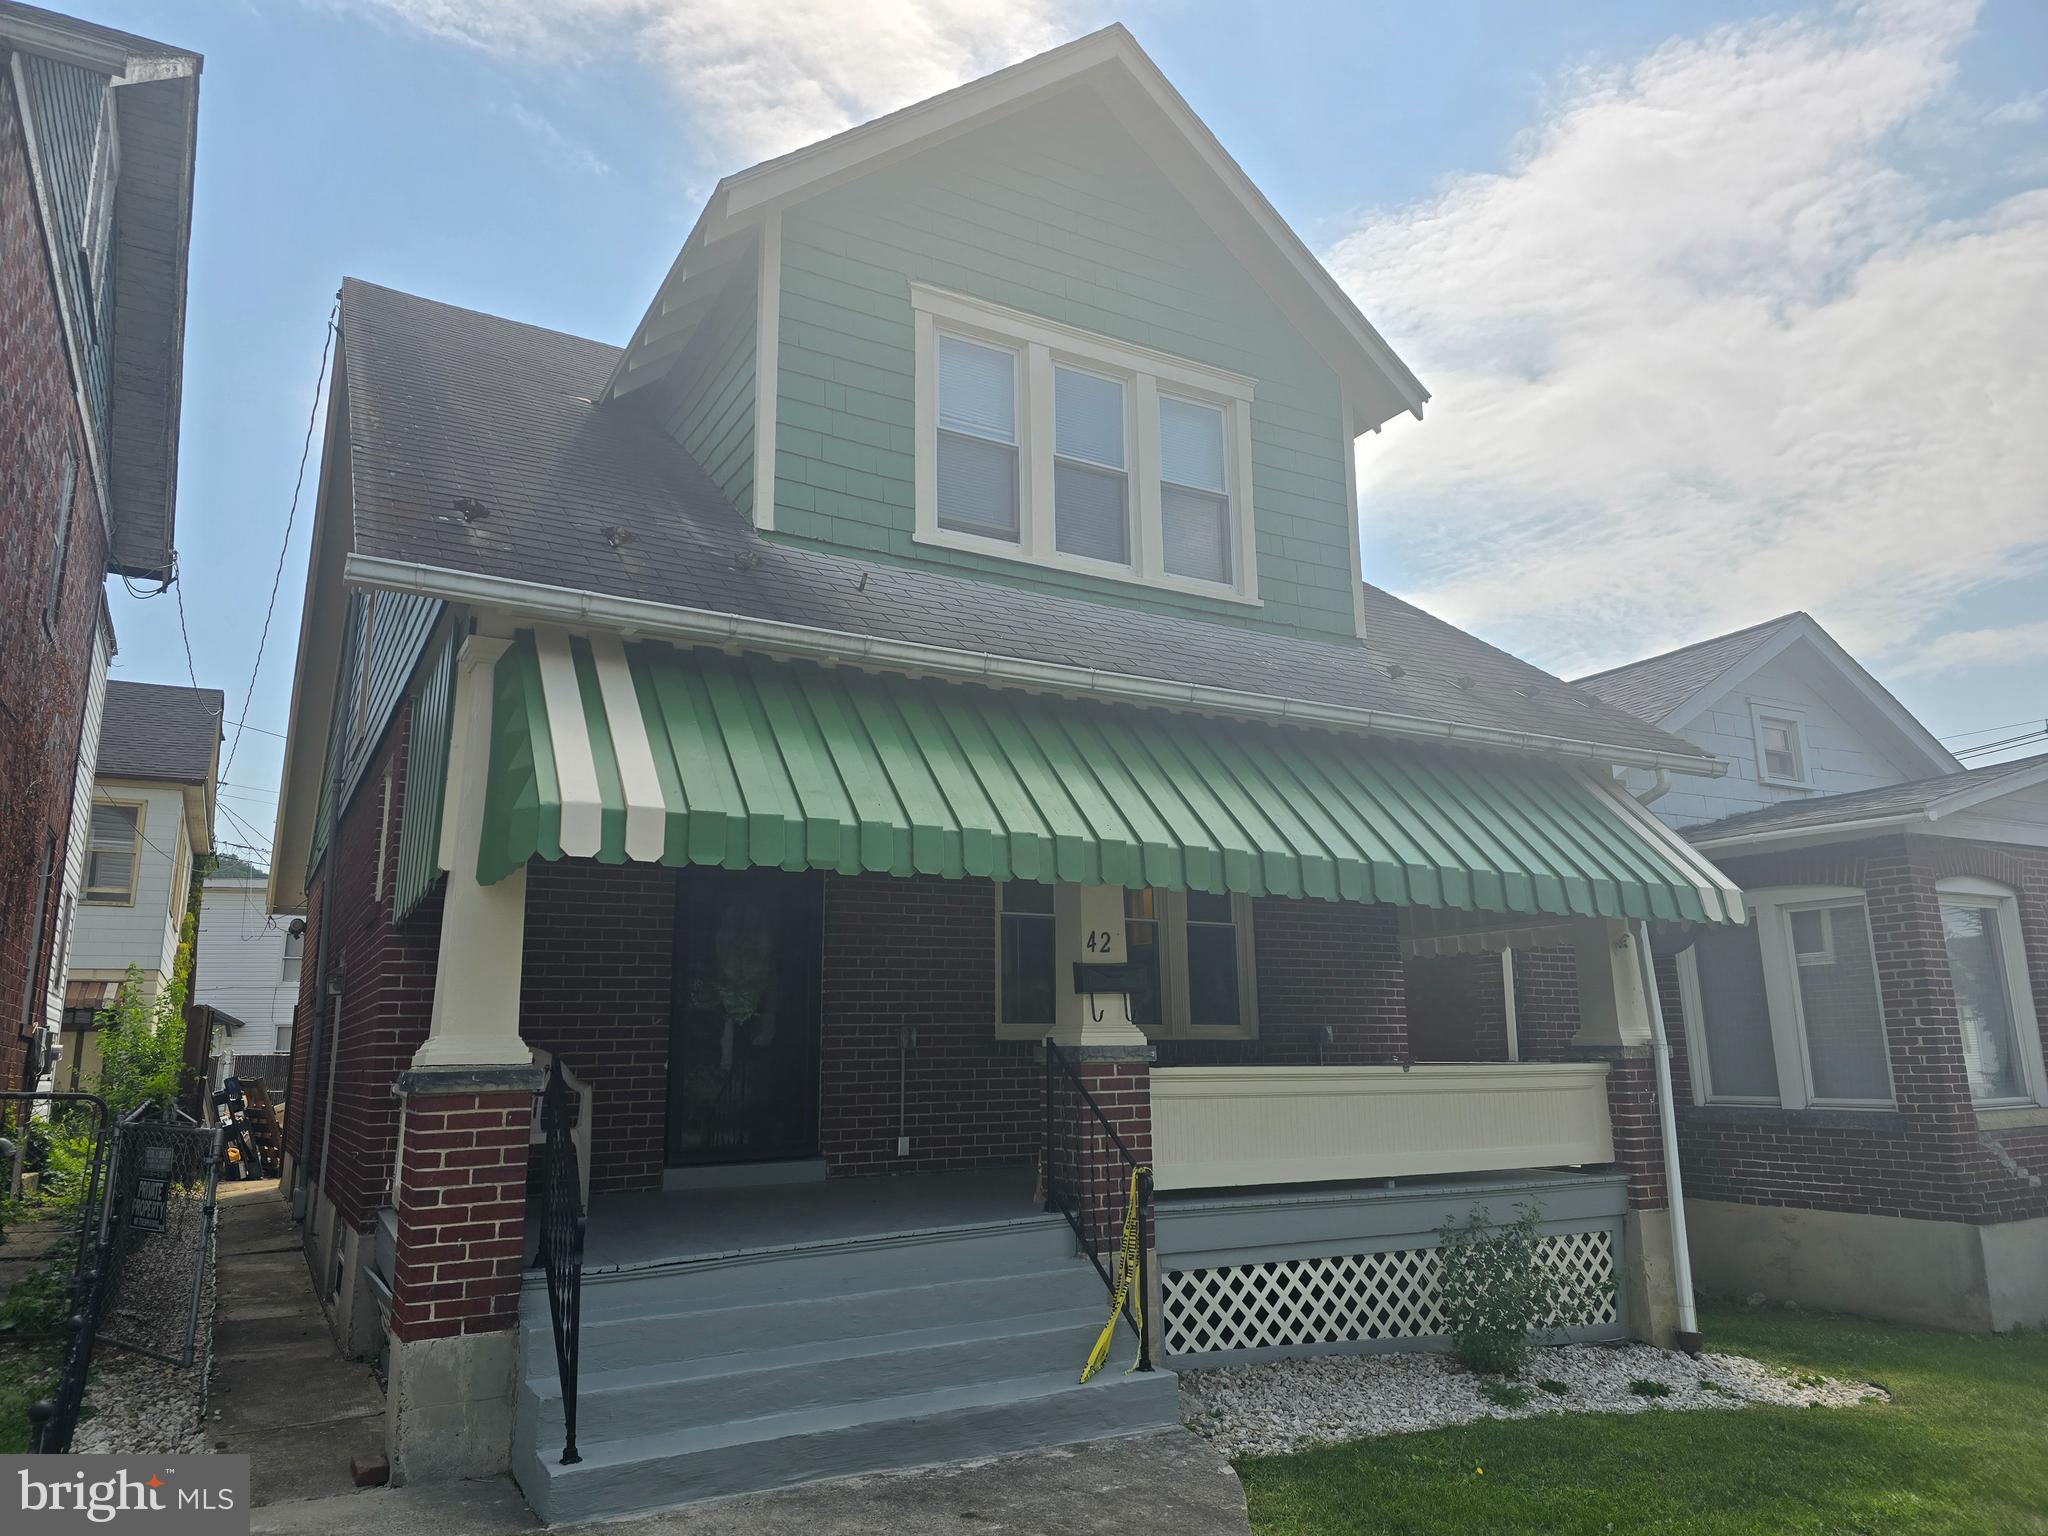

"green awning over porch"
[477,629,1742,925]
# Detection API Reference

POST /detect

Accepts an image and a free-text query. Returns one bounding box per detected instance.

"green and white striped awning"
[475,629,1742,925]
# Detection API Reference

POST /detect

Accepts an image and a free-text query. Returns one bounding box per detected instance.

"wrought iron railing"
[1043,1042,1153,1372]
[537,1058,588,1465]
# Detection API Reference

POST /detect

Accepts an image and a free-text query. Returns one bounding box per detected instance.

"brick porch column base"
[1573,1042,1680,1347]
[385,1063,543,1484]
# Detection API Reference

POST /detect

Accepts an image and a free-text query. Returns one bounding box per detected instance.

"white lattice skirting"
[1162,1229,1619,1359]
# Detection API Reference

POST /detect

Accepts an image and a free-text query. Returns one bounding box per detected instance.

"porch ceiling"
[477,629,1742,923]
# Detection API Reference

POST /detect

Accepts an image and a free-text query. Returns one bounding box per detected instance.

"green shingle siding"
[21,55,114,468]
[767,92,1358,641]
[658,257,756,517]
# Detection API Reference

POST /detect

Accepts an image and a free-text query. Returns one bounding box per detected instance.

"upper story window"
[281,927,305,988]
[1937,877,2047,1108]
[1748,701,1811,789]
[85,801,143,905]
[1678,886,1894,1109]
[913,285,1259,605]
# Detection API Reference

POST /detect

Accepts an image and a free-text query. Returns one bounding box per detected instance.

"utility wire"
[1940,716,2047,742]
[1954,726,2048,760]
[223,297,338,779]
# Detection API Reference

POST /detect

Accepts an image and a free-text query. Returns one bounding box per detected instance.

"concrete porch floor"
[578,1164,1044,1272]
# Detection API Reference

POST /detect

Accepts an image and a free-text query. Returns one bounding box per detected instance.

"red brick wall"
[388,1089,529,1341]
[818,873,1039,1175]
[0,69,110,1092]
[1661,833,2048,1226]
[1513,946,1581,1062]
[518,860,673,1194]
[1403,952,1510,1061]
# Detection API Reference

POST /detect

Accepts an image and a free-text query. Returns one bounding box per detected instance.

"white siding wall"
[193,877,297,1053]
[44,626,111,1033]
[67,782,191,988]
[1628,657,1917,828]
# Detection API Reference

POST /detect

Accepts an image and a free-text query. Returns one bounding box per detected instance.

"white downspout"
[1632,919,1699,1352]
[1636,768,1672,807]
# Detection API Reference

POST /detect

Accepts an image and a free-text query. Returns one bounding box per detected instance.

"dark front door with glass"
[666,868,823,1166]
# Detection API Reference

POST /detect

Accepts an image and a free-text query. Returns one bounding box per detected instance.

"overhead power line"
[223,296,338,779]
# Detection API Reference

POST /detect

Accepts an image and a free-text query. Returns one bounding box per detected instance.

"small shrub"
[1434,1203,1612,1376]
[1628,1378,1674,1399]
[1537,1379,1570,1396]
[1478,1380,1533,1409]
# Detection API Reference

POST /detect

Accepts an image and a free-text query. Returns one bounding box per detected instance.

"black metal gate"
[98,1107,223,1368]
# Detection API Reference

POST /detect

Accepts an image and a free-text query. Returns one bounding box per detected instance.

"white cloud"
[1890,618,2048,679]
[333,0,1085,164]
[1329,0,2048,679]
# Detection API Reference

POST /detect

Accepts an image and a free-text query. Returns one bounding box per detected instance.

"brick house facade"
[0,59,108,1091]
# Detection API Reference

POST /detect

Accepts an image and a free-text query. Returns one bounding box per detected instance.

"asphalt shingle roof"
[338,278,1713,768]
[1688,752,2048,843]
[97,680,222,786]
[1573,614,1806,724]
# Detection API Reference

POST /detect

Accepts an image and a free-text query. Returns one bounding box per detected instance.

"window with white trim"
[1937,877,2048,1108]
[282,927,306,988]
[913,285,1259,604]
[1748,701,1811,789]
[995,882,1258,1040]
[1678,886,1894,1108]
[84,801,143,905]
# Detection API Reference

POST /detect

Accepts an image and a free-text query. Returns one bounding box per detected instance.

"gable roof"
[0,1,201,580]
[97,679,222,786]
[1574,611,1958,778]
[1689,752,2048,851]
[331,278,1711,777]
[604,24,1426,435]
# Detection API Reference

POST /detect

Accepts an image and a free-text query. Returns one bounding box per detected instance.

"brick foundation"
[389,1087,532,1342]
[1048,1054,1152,1254]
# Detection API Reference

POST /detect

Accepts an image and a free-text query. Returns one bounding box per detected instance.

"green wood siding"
[655,257,756,516]
[20,55,115,467]
[769,91,1357,640]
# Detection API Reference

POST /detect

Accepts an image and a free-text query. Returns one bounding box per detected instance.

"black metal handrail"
[1043,1041,1152,1371]
[537,1059,587,1465]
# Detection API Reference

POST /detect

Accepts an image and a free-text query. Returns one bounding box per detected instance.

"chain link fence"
[98,1109,223,1368]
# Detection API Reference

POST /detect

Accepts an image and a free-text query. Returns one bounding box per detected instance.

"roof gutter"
[1690,810,1922,854]
[343,553,1727,778]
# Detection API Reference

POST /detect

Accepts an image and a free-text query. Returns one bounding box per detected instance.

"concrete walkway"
[209,1180,387,1506]
[250,1430,1251,1535]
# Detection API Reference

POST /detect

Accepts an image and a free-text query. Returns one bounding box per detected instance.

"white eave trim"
[341,552,1728,779]
[1689,759,2048,854]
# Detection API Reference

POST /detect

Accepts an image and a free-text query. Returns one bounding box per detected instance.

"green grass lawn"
[1236,1307,2048,1535]
[0,1338,63,1454]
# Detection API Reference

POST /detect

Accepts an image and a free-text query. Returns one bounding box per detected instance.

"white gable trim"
[604,25,1426,434]
[1692,761,2048,854]
[1658,615,1957,777]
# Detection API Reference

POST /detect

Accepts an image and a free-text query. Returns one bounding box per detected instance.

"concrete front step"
[513,1366,1182,1525]
[560,1262,1105,1374]
[548,1213,1081,1322]
[523,1305,1110,1440]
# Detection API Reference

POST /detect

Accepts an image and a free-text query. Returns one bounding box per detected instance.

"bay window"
[1679,886,1894,1108]
[913,284,1258,603]
[1937,877,2047,1108]
[995,882,1257,1040]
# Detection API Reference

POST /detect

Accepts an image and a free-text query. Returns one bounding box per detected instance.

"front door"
[666,868,823,1166]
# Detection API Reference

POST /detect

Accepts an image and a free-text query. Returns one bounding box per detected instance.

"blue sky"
[78,0,2048,868]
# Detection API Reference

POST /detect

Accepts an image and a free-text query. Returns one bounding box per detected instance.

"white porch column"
[1045,883,1150,1052]
[412,632,529,1069]
[1568,917,1652,1052]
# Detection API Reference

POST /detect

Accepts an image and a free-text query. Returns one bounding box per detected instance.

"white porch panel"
[1150,1062,1614,1192]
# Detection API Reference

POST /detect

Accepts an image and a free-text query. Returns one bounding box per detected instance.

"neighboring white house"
[57,680,222,1091]
[1575,611,1960,826]
[36,605,114,1091]
[193,872,302,1074]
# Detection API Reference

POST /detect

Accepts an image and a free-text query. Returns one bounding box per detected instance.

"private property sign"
[129,1147,173,1235]
[4,1457,249,1534]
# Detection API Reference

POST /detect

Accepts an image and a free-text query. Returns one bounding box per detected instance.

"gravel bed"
[1180,1342,1888,1458]
[72,1254,216,1455]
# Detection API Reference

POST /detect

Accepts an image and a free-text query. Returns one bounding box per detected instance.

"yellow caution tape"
[1080,1165,1147,1384]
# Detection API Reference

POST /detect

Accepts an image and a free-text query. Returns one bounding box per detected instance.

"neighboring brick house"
[267,28,1745,1509]
[1570,613,2048,1331]
[0,2,198,1094]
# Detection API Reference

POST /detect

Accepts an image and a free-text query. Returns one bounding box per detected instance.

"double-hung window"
[1679,886,1894,1108]
[84,802,143,906]
[914,285,1258,603]
[995,882,1257,1040]
[1748,701,1812,789]
[1937,877,2047,1108]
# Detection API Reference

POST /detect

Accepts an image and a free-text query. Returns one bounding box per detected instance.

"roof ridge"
[1572,611,1806,684]
[340,277,624,357]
